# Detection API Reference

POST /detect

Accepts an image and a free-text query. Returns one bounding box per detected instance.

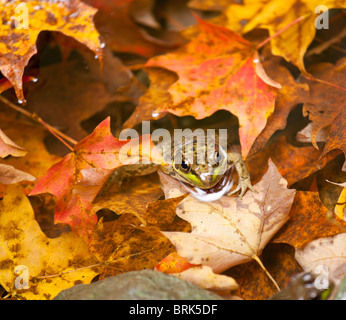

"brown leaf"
[226,243,303,300]
[0,128,27,158]
[302,57,346,159]
[162,160,296,278]
[0,164,35,184]
[89,213,175,279]
[93,173,164,223]
[273,191,346,248]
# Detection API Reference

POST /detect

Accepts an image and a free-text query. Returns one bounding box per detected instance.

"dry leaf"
[174,265,238,291]
[295,233,346,286]
[162,160,296,289]
[0,164,35,184]
[0,128,27,158]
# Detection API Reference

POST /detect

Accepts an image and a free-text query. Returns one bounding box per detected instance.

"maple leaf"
[29,117,165,243]
[122,67,177,129]
[145,15,281,157]
[0,0,103,102]
[0,185,99,300]
[161,160,296,289]
[224,0,346,71]
[295,233,346,286]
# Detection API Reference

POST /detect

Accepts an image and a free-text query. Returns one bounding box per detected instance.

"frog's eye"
[179,160,191,173]
[213,151,222,164]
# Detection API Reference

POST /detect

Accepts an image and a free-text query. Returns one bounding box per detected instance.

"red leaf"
[30,117,164,243]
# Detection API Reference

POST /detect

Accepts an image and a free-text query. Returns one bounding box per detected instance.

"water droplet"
[100,42,106,49]
[17,99,23,104]
[94,54,98,59]
[152,111,160,118]
[253,58,259,63]
[32,78,38,83]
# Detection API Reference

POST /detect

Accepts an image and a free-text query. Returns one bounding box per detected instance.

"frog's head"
[171,138,228,189]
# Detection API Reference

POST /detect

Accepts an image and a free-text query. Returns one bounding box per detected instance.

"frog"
[158,131,254,198]
[101,130,254,199]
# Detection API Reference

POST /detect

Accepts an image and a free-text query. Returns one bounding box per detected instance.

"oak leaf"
[0,0,103,102]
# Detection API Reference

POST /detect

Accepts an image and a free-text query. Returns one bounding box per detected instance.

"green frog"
[104,131,254,200]
[158,131,254,198]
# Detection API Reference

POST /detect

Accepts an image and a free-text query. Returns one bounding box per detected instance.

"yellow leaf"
[225,0,346,71]
[0,0,102,102]
[0,185,99,299]
[335,188,346,220]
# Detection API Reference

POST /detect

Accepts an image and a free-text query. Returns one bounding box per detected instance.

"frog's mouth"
[177,167,235,202]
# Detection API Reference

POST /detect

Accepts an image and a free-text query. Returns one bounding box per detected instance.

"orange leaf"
[146,15,280,157]
[155,252,197,274]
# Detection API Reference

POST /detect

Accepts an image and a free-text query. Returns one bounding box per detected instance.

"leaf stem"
[0,95,77,150]
[252,254,280,292]
[256,14,311,50]
[302,73,346,92]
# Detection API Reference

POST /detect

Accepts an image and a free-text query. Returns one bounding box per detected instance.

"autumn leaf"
[248,57,310,156]
[225,0,346,71]
[84,0,180,57]
[93,173,164,223]
[299,57,346,173]
[226,243,303,300]
[29,117,165,242]
[273,191,346,248]
[0,164,35,184]
[24,49,136,141]
[295,233,346,286]
[0,0,103,102]
[0,76,35,95]
[145,15,281,157]
[161,160,296,289]
[174,265,238,292]
[123,67,177,129]
[0,119,61,196]
[246,135,342,191]
[88,213,174,280]
[0,185,99,300]
[0,128,27,158]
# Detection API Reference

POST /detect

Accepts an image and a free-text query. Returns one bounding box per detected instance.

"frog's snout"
[198,171,220,189]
